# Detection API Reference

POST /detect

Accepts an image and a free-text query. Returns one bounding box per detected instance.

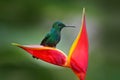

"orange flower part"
[12,43,67,66]
[67,8,88,80]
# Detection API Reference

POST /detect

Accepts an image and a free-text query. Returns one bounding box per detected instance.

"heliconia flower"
[12,8,88,80]
[67,8,88,80]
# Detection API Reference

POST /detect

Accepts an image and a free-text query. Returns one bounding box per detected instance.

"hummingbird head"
[52,21,75,31]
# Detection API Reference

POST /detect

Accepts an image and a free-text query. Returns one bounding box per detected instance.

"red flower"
[12,8,88,80]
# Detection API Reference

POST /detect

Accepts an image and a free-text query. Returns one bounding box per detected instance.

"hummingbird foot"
[32,56,38,59]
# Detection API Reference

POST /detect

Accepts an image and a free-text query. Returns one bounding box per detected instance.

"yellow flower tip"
[83,8,85,14]
[11,43,21,46]
[82,7,85,20]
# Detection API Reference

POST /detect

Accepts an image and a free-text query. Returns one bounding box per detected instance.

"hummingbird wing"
[41,31,60,47]
[40,33,51,45]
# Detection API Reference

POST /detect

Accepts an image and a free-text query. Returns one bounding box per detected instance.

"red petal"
[12,43,67,66]
[67,8,88,80]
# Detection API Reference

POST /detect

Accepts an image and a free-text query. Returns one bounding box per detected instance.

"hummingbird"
[40,21,75,47]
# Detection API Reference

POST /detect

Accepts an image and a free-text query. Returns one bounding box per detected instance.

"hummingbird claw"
[32,56,38,59]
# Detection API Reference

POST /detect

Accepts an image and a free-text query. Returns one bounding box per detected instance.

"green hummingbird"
[40,21,75,47]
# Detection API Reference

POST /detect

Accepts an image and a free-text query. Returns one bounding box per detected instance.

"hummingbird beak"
[65,26,75,28]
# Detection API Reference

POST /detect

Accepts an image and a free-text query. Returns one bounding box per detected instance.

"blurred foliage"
[0,0,120,80]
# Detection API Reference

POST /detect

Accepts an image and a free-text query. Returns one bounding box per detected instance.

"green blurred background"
[0,0,120,80]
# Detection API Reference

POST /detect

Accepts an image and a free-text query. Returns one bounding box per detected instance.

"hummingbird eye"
[58,24,65,27]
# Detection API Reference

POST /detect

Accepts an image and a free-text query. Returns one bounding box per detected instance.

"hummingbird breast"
[49,32,60,44]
